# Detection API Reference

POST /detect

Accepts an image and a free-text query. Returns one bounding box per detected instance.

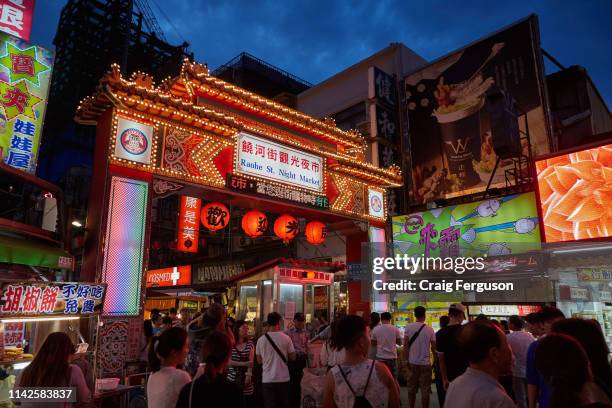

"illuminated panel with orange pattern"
[535,143,612,242]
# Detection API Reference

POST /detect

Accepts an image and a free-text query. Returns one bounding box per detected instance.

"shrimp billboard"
[404,16,551,204]
[535,143,612,242]
[391,192,541,258]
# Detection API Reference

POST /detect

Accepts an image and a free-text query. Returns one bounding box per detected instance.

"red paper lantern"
[274,214,298,243]
[241,210,268,237]
[305,221,327,245]
[200,202,230,231]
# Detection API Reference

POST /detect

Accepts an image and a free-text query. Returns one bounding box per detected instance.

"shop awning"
[0,235,73,270]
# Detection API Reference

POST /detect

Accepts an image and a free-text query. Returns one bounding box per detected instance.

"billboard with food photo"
[392,192,541,258]
[404,16,551,204]
[535,142,612,242]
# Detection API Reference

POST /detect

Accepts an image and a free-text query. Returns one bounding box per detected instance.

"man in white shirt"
[444,321,514,408]
[371,311,402,379]
[506,315,535,408]
[256,312,296,408]
[404,306,436,408]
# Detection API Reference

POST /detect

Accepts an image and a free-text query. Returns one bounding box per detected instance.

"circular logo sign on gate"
[120,128,148,155]
[370,195,382,213]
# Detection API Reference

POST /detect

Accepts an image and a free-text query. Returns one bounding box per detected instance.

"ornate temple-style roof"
[75,60,402,188]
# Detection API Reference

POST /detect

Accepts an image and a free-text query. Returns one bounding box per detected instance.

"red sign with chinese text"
[278,268,333,284]
[146,265,192,288]
[177,196,201,252]
[0,0,35,41]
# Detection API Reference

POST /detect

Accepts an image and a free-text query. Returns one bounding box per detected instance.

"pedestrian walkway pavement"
[399,385,441,408]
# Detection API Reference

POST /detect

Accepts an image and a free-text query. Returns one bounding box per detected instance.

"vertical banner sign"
[0,0,35,41]
[0,31,53,173]
[101,177,148,316]
[368,66,401,216]
[177,196,201,252]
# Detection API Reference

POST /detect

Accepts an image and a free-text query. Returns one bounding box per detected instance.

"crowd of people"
[13,303,610,408]
[135,303,611,408]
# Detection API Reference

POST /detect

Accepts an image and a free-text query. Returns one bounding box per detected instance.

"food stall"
[234,258,345,333]
[0,280,106,405]
[466,304,542,321]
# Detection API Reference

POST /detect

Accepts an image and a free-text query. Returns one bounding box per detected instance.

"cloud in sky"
[32,0,611,105]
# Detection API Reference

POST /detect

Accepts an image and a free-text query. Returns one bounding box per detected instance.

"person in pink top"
[15,332,92,407]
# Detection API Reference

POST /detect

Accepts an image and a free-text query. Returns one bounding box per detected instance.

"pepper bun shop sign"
[0,281,106,317]
[235,132,323,193]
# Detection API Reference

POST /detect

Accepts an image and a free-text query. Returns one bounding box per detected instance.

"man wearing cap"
[436,303,468,405]
[286,312,309,407]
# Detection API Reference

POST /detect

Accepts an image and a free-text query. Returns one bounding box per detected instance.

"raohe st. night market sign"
[236,132,323,192]
[0,281,106,316]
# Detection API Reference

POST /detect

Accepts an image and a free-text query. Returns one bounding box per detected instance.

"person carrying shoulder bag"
[403,306,436,408]
[256,312,296,408]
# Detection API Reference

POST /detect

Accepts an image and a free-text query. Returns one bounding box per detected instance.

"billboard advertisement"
[404,16,550,204]
[392,192,541,258]
[0,31,53,173]
[535,143,611,242]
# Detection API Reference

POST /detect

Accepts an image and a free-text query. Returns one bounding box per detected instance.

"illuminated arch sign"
[235,132,323,192]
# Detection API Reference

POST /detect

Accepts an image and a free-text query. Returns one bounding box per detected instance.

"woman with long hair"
[226,320,255,405]
[320,318,345,369]
[176,331,243,407]
[553,318,612,404]
[146,327,191,408]
[16,332,91,407]
[323,315,400,408]
[535,333,611,408]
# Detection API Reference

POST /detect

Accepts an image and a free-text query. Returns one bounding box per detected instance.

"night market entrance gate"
[76,60,401,377]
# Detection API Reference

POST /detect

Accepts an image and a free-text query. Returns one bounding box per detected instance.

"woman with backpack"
[323,315,400,408]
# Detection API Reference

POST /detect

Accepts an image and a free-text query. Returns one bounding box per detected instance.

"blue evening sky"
[31,1,611,106]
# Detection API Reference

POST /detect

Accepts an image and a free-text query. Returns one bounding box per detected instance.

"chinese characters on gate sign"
[236,133,323,192]
[228,174,329,209]
[0,283,105,315]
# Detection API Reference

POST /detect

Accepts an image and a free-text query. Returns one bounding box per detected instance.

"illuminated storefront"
[76,61,401,376]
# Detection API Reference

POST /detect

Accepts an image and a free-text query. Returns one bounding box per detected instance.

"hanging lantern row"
[241,211,327,245]
[197,202,327,245]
